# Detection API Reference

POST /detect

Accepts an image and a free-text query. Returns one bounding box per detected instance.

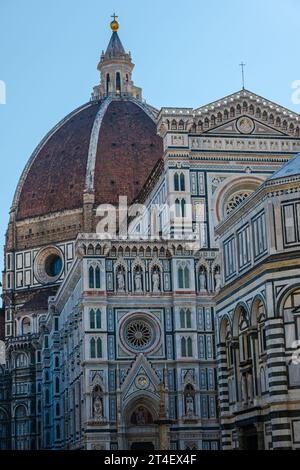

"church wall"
[215,177,300,449]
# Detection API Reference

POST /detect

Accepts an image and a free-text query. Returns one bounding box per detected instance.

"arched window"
[89,267,94,288]
[181,337,193,357]
[106,73,110,93]
[116,72,121,93]
[181,337,187,356]
[95,266,101,289]
[178,265,190,289]
[184,266,190,288]
[282,287,300,348]
[55,377,60,394]
[56,402,60,416]
[174,173,179,191]
[0,409,9,449]
[90,337,102,358]
[180,309,185,328]
[97,338,102,358]
[178,267,184,289]
[175,198,181,217]
[187,337,193,356]
[16,353,27,368]
[45,389,50,404]
[54,356,59,368]
[56,424,61,440]
[22,317,31,335]
[96,309,101,329]
[178,120,184,130]
[260,367,266,394]
[180,173,185,191]
[171,119,177,130]
[181,199,186,217]
[186,309,192,328]
[90,309,95,329]
[89,265,101,289]
[15,405,27,445]
[90,338,96,358]
[180,309,192,328]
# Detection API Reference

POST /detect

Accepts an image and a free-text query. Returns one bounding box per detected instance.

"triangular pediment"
[121,354,161,402]
[204,116,287,136]
[193,89,300,138]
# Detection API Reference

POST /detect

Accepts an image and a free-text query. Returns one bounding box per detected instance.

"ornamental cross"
[239,62,246,89]
[111,13,118,22]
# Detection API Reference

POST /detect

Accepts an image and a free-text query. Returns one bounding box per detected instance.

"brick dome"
[14,98,163,221]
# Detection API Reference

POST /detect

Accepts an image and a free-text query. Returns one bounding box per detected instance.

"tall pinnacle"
[91,16,142,101]
[105,14,125,57]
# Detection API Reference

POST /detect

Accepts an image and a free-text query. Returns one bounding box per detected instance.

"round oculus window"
[34,247,63,284]
[120,314,161,354]
[45,254,63,277]
[125,319,153,350]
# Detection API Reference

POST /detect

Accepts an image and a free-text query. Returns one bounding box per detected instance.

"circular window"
[34,246,63,284]
[45,254,63,277]
[119,313,161,354]
[126,319,153,350]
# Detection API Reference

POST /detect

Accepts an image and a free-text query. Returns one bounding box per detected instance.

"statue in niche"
[117,269,125,292]
[134,269,143,292]
[199,268,207,293]
[136,407,146,425]
[93,393,103,421]
[185,393,195,417]
[214,268,222,293]
[152,269,160,292]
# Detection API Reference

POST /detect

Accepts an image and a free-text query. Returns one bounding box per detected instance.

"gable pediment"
[121,354,161,402]
[193,89,300,138]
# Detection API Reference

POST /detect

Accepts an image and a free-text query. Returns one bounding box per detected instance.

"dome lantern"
[91,16,142,101]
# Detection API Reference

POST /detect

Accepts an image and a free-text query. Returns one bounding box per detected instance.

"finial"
[110,13,119,32]
[239,62,246,89]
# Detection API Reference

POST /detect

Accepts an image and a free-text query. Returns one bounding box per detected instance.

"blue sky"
[0,0,299,282]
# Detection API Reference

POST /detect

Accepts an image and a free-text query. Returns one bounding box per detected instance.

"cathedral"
[1,17,300,451]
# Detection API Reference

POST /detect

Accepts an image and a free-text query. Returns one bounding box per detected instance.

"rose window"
[125,319,153,350]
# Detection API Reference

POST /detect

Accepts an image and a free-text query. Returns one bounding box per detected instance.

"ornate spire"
[91,16,142,101]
